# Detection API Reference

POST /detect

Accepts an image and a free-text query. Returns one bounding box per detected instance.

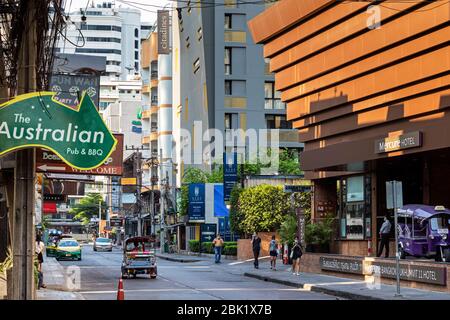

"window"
[225,80,232,95]
[135,28,139,38]
[81,37,121,43]
[135,40,139,49]
[135,51,139,60]
[265,115,291,129]
[186,36,190,48]
[224,47,232,75]
[75,48,121,54]
[224,14,232,29]
[264,81,285,109]
[197,27,203,41]
[135,62,139,71]
[224,113,235,130]
[193,58,200,74]
[80,25,121,32]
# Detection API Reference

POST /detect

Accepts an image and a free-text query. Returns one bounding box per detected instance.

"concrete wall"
[237,232,280,260]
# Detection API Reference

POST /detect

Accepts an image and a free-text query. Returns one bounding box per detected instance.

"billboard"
[188,183,205,222]
[50,73,100,109]
[223,152,238,201]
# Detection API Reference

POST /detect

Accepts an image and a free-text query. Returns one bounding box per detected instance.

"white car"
[93,237,113,252]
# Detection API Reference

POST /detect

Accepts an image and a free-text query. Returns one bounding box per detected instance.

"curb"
[156,254,202,263]
[243,272,382,300]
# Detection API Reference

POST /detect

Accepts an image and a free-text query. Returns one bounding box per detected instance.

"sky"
[67,0,173,24]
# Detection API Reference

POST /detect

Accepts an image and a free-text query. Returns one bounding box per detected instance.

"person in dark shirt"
[251,233,261,269]
[291,240,303,276]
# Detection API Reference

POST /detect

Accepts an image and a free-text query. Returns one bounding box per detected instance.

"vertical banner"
[223,152,238,201]
[157,10,170,54]
[188,183,205,222]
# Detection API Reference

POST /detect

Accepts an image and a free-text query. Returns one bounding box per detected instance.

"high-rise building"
[56,2,146,80]
[172,0,303,186]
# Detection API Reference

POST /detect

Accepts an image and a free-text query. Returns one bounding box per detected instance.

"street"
[57,245,339,300]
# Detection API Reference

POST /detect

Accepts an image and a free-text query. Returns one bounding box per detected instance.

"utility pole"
[98,199,102,237]
[12,0,38,300]
[125,145,149,236]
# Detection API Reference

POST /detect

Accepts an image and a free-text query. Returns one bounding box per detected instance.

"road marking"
[228,256,270,265]
[78,287,322,294]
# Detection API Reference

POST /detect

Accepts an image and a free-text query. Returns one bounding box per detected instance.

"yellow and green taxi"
[55,238,82,261]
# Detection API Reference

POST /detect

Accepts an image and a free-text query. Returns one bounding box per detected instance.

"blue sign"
[223,152,238,201]
[200,223,217,243]
[214,184,229,217]
[188,183,205,222]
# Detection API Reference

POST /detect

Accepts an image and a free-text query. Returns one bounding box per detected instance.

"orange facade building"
[249,0,450,255]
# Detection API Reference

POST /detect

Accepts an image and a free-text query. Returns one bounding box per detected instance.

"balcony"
[151,98,158,106]
[150,132,158,142]
[150,79,158,89]
[150,105,158,115]
[142,135,150,144]
[224,0,236,8]
[142,85,150,94]
[265,98,286,110]
[151,71,158,80]
[224,31,246,43]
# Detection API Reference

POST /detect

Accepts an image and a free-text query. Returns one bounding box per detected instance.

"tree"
[70,193,106,225]
[278,148,302,175]
[229,186,244,234]
[237,184,291,234]
[279,214,298,246]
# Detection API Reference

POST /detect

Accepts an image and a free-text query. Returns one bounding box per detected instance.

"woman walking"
[291,239,303,276]
[35,234,46,289]
[269,235,278,270]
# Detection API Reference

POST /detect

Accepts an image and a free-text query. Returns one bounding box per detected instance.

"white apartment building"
[57,2,146,80]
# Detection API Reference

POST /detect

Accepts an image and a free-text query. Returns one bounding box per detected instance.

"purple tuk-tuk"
[397,205,450,262]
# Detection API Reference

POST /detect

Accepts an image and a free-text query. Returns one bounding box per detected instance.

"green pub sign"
[0,92,117,169]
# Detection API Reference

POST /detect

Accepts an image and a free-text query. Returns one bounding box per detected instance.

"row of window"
[80,24,121,32]
[106,60,121,66]
[75,48,121,54]
[225,113,292,130]
[81,36,121,43]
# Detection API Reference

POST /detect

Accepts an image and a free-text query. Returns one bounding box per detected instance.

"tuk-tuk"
[121,236,157,279]
[397,205,450,262]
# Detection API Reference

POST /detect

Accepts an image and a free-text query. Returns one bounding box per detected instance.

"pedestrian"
[269,235,278,270]
[212,234,224,263]
[377,216,392,258]
[35,234,46,289]
[291,239,303,276]
[251,232,261,269]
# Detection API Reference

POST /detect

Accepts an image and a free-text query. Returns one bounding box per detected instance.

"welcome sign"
[0,92,117,170]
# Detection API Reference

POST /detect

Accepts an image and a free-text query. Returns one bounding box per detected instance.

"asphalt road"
[57,245,340,300]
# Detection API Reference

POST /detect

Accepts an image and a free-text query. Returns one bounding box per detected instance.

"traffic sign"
[200,223,217,243]
[0,92,116,170]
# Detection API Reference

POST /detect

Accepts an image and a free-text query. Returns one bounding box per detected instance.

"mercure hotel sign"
[375,131,422,154]
[0,92,117,170]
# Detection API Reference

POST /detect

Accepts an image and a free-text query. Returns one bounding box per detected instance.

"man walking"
[251,233,261,269]
[212,234,224,263]
[377,216,392,258]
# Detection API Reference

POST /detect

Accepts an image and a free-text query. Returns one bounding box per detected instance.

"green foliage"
[290,191,312,221]
[278,148,302,175]
[0,248,13,277]
[238,185,290,234]
[188,240,200,252]
[202,242,214,253]
[223,245,237,255]
[279,214,298,246]
[305,217,334,246]
[208,165,224,183]
[70,193,106,225]
[229,186,244,234]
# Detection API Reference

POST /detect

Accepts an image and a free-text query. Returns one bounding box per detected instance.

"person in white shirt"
[35,234,46,288]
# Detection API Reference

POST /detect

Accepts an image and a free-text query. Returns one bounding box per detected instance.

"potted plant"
[305,217,333,253]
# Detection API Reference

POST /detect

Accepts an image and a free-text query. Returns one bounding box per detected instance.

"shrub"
[188,240,200,252]
[201,242,214,254]
[223,245,237,256]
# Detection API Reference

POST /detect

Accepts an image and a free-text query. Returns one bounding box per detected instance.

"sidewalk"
[36,256,84,300]
[243,262,450,300]
[156,251,237,263]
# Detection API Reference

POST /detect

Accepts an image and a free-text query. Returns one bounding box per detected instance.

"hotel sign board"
[157,10,170,54]
[375,131,422,154]
[320,256,446,285]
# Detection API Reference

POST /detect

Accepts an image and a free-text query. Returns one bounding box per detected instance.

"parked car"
[398,205,450,262]
[94,237,113,252]
[55,238,82,261]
